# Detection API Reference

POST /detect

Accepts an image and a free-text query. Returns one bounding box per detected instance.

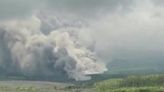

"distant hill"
[107,59,164,75]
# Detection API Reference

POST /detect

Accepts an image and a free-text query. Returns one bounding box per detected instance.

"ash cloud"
[0,0,164,81]
[0,15,107,81]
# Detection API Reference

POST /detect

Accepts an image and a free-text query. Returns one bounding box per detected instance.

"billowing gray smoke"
[1,0,164,81]
[0,14,107,81]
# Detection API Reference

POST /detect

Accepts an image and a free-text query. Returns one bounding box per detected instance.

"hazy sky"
[0,0,133,19]
[0,0,163,18]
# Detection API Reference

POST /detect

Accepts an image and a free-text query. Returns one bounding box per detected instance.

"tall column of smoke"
[0,15,107,81]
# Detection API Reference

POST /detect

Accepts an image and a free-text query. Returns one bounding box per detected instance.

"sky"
[0,0,132,19]
[0,0,164,81]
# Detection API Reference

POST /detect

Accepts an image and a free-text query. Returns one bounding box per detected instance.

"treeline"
[95,74,164,92]
[119,75,164,87]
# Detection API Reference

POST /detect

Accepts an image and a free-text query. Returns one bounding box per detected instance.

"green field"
[0,74,164,92]
[95,74,164,92]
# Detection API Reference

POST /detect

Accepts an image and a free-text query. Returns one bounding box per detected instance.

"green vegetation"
[95,74,164,92]
[0,74,164,92]
[0,81,93,92]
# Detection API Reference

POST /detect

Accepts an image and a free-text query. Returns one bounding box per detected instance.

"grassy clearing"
[0,80,94,92]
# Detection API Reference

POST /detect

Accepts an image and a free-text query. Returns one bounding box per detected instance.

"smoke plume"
[0,14,107,81]
[0,0,164,81]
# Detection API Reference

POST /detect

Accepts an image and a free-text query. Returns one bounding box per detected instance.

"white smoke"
[0,15,107,81]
